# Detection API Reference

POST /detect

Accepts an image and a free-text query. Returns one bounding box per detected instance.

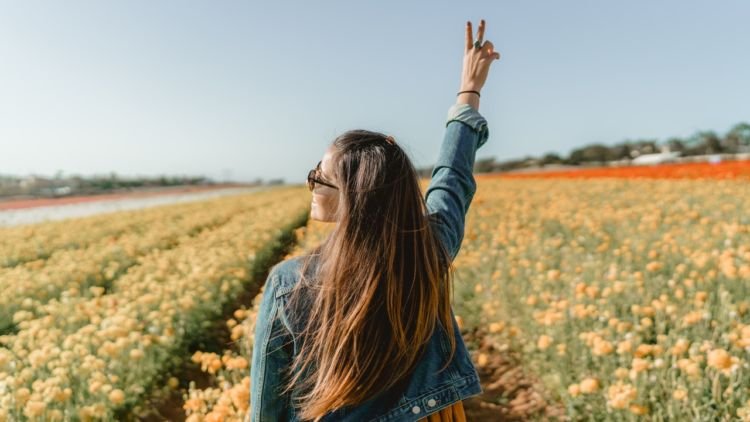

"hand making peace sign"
[460,19,501,94]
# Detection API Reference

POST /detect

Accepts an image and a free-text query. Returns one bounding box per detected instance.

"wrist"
[456,92,480,111]
[459,84,482,93]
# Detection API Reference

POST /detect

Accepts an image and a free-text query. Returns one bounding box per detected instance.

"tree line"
[417,122,750,176]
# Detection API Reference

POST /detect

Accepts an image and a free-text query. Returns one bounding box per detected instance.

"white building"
[629,145,681,165]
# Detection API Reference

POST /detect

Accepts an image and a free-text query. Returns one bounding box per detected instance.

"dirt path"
[462,327,566,421]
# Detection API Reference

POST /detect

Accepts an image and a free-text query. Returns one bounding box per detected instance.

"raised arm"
[425,19,500,262]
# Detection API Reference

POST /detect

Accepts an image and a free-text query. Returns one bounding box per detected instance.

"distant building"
[631,146,681,165]
[19,175,54,189]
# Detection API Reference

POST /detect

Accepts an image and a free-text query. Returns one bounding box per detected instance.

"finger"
[493,52,501,60]
[476,19,485,45]
[465,21,473,52]
[483,40,497,59]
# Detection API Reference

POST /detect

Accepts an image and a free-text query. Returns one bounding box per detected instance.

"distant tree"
[474,157,496,173]
[665,137,685,154]
[698,131,723,154]
[630,139,658,155]
[683,132,705,155]
[724,122,750,153]
[566,144,606,164]
[540,152,563,165]
[607,143,631,161]
[568,148,586,165]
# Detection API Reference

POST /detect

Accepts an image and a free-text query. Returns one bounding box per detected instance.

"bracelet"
[457,90,480,98]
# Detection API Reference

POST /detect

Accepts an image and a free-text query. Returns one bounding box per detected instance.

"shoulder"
[268,255,315,296]
[269,255,306,278]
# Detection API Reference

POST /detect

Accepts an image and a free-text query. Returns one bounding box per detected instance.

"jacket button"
[427,398,437,407]
[411,406,421,414]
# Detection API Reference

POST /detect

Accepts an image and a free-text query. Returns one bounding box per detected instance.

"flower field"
[492,159,750,180]
[3,163,750,421]
[179,219,333,422]
[452,177,750,420]
[0,186,310,421]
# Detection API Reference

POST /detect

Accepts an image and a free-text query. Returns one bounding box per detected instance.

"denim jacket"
[250,103,490,421]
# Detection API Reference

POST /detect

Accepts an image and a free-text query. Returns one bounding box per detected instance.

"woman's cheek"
[327,196,339,219]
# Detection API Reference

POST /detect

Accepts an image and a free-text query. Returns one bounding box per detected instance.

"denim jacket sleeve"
[249,268,293,421]
[425,103,489,262]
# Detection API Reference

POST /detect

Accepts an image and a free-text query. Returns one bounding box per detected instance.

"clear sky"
[1,1,748,184]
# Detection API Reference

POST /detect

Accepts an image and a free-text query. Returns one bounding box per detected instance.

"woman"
[250,19,501,422]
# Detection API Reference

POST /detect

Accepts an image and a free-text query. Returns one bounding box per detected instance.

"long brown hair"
[278,129,457,420]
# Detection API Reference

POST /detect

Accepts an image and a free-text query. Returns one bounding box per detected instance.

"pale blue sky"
[1,1,748,183]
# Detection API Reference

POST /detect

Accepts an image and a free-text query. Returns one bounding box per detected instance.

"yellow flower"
[671,339,690,356]
[634,344,652,358]
[568,383,581,397]
[672,388,688,401]
[629,404,649,415]
[607,382,637,409]
[226,357,249,370]
[230,383,250,410]
[108,389,126,405]
[646,261,662,272]
[184,397,205,412]
[579,378,599,394]
[476,353,489,367]
[683,311,703,326]
[617,340,632,355]
[537,335,553,350]
[592,339,614,356]
[15,387,31,405]
[88,380,103,394]
[631,358,650,373]
[23,400,46,418]
[677,359,701,379]
[707,348,738,374]
[707,348,731,369]
[556,343,567,356]
[488,321,505,333]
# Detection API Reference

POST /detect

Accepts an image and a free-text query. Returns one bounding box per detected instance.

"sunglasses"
[307,161,339,191]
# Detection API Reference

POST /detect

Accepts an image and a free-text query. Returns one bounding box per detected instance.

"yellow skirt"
[418,400,466,422]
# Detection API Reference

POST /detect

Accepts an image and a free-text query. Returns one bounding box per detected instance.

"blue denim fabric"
[250,103,489,421]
